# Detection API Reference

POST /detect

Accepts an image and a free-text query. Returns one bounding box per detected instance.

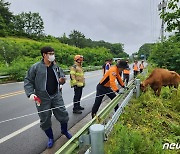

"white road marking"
[66,91,96,108]
[0,120,40,144]
[0,91,96,144]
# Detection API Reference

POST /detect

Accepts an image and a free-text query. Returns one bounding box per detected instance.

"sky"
[7,0,164,55]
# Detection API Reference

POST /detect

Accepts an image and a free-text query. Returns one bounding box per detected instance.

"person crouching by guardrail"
[123,60,130,86]
[91,60,128,118]
[24,46,72,149]
[70,55,85,114]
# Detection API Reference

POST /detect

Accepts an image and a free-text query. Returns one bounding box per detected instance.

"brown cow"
[140,68,180,96]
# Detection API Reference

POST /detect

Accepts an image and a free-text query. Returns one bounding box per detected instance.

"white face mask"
[48,55,55,62]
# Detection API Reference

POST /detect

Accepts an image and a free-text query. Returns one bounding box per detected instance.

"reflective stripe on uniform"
[70,71,76,75]
[75,72,84,76]
[77,82,84,87]
[70,79,77,86]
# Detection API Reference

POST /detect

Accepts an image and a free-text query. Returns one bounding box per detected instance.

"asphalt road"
[0,62,140,154]
[0,69,105,154]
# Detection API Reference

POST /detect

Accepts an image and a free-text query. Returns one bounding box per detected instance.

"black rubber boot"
[61,123,72,139]
[78,102,84,110]
[44,127,54,148]
[73,103,82,114]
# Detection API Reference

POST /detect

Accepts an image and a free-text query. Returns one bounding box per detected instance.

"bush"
[0,37,113,81]
[149,35,180,73]
[5,56,40,81]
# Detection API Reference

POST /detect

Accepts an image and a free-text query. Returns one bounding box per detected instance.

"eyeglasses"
[47,52,55,55]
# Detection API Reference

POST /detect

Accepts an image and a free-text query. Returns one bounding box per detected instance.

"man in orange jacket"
[133,60,139,78]
[91,60,128,118]
[139,60,144,73]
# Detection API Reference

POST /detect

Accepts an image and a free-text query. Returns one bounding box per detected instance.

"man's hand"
[29,94,41,106]
[29,94,37,101]
[59,77,66,85]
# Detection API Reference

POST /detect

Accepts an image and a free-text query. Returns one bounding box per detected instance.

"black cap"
[40,46,54,56]
[116,60,128,68]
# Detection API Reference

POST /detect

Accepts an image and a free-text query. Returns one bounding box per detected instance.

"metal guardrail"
[0,75,10,79]
[55,80,136,154]
[63,66,102,74]
[105,88,134,136]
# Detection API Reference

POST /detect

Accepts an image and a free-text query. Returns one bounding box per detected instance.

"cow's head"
[140,82,147,92]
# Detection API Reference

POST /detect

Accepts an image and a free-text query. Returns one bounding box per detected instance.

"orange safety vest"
[139,64,144,69]
[123,69,130,74]
[133,64,138,71]
[99,65,124,92]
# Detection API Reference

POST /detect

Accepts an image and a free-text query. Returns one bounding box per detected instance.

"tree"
[0,16,7,36]
[13,12,44,37]
[149,35,180,73]
[0,0,14,36]
[161,0,180,33]
[58,30,128,58]
[111,43,124,55]
[58,33,69,44]
[12,14,26,36]
[68,30,86,48]
[138,43,154,59]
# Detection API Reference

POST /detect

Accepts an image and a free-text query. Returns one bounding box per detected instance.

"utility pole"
[158,0,167,42]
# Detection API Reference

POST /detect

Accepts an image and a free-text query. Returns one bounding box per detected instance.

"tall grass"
[104,69,180,154]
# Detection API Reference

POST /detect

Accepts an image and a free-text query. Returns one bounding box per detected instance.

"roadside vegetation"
[0,37,114,81]
[104,67,180,154]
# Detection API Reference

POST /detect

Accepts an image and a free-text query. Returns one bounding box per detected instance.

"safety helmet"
[74,55,83,61]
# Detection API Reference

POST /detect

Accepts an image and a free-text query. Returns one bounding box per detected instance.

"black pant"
[73,87,83,110]
[140,69,143,73]
[92,84,118,118]
[134,70,139,78]
[123,74,129,86]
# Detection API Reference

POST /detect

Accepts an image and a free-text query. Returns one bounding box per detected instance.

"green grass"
[104,70,180,154]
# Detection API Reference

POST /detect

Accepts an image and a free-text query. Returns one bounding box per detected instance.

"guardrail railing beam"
[56,80,136,154]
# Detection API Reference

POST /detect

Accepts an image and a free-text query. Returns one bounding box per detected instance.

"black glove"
[116,89,124,94]
[122,85,129,90]
[116,90,119,93]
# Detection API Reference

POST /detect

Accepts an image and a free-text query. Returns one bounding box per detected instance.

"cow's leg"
[157,87,161,96]
[173,84,178,95]
[153,85,161,96]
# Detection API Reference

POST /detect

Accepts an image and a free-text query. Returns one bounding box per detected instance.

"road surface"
[0,62,139,154]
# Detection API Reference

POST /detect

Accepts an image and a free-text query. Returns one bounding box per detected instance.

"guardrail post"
[135,79,140,98]
[89,124,105,154]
